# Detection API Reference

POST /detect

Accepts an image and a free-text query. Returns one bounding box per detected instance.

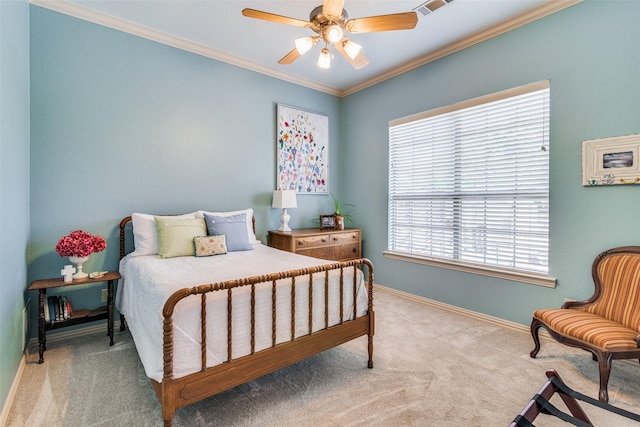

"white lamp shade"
[343,40,362,60]
[317,48,331,69]
[272,190,297,209]
[295,36,315,55]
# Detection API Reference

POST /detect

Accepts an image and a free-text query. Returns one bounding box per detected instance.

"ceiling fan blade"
[322,0,346,20]
[278,48,302,65]
[242,8,310,28]
[345,12,418,34]
[334,42,369,70]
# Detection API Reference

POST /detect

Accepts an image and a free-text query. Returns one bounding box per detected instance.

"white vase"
[69,256,89,279]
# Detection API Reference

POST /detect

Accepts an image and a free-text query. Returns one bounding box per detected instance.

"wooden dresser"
[268,228,362,261]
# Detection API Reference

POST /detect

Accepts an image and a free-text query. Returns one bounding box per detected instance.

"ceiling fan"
[242,0,418,70]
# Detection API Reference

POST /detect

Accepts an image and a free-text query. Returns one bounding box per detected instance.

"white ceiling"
[33,0,578,95]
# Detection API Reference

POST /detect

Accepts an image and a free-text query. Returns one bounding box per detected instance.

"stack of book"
[44,295,73,323]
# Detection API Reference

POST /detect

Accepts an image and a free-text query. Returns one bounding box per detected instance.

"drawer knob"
[322,238,327,242]
[353,248,357,253]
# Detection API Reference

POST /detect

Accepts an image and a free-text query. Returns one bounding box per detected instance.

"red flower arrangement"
[55,230,107,258]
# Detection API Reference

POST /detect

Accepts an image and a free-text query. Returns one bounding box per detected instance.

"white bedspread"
[117,244,368,382]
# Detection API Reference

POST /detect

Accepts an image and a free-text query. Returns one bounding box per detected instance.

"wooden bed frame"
[118,215,375,426]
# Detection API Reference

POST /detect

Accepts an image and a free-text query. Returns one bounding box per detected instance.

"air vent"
[414,0,453,16]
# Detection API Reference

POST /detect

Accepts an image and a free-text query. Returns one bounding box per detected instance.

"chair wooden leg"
[596,351,612,403]
[530,318,542,358]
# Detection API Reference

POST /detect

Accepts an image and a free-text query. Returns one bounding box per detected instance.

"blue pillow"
[204,213,253,252]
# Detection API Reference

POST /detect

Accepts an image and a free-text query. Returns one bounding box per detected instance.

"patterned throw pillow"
[194,235,227,257]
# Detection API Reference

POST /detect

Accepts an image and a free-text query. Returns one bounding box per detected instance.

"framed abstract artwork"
[582,134,640,186]
[276,104,329,194]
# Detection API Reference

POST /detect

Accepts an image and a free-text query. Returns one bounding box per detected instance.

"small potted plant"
[331,193,355,230]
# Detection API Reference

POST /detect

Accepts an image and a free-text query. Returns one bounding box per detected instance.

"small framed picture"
[319,214,336,230]
[582,134,640,186]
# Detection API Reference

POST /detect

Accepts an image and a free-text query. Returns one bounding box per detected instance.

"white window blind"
[388,81,550,275]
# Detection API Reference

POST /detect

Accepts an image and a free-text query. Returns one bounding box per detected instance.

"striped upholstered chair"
[530,246,640,402]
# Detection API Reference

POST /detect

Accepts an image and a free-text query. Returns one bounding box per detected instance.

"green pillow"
[154,216,207,258]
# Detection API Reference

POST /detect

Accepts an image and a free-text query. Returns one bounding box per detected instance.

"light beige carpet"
[7,289,640,426]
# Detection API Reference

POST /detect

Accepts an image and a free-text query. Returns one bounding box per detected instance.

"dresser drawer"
[333,243,361,261]
[295,235,332,249]
[297,246,334,260]
[329,231,360,245]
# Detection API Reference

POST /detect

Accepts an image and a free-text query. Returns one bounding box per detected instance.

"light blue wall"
[0,0,30,413]
[11,2,640,408]
[343,0,640,325]
[28,7,343,318]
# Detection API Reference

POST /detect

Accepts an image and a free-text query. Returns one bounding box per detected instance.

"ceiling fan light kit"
[242,0,418,70]
[317,47,332,69]
[342,39,361,60]
[295,36,317,55]
[325,24,344,44]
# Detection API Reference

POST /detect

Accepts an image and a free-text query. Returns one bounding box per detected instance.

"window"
[387,81,553,286]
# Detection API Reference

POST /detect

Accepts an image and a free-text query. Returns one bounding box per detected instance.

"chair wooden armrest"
[561,299,592,309]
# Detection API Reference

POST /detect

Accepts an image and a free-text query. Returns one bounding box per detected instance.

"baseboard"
[374,283,548,338]
[1,353,26,427]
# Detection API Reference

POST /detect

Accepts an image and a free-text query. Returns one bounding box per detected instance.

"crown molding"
[29,0,342,96]
[341,0,583,96]
[31,0,581,98]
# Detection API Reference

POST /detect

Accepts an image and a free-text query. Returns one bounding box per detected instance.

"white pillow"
[131,212,198,256]
[197,208,260,245]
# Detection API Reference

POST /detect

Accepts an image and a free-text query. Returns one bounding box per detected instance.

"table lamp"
[272,190,297,232]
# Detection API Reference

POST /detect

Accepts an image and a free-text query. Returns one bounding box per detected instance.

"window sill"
[383,251,556,288]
